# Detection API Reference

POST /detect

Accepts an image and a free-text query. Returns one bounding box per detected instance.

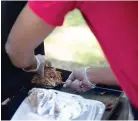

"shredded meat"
[31,65,62,87]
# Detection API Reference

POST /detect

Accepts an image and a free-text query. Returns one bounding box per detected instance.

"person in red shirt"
[5,1,138,119]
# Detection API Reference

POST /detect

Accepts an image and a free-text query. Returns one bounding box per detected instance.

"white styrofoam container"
[11,88,105,120]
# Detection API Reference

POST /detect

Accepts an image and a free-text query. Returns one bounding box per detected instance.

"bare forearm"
[87,66,117,86]
[5,4,55,68]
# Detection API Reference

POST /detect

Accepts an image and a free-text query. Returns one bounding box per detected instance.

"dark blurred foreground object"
[1,0,44,107]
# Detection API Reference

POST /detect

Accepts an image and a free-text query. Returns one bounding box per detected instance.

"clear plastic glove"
[23,54,51,78]
[63,68,96,92]
[35,54,51,78]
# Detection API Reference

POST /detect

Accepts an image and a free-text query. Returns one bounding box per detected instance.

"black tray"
[30,68,64,89]
[31,83,63,90]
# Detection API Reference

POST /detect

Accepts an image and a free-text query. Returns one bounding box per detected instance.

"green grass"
[63,9,86,26]
[74,52,108,66]
[70,38,107,66]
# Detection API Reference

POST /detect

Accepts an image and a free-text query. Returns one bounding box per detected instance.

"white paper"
[11,88,105,120]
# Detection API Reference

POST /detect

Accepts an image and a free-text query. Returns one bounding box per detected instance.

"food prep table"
[1,69,129,120]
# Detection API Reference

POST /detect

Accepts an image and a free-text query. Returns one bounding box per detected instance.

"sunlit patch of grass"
[63,9,86,26]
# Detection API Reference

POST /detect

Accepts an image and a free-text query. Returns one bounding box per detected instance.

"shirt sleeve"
[28,1,76,26]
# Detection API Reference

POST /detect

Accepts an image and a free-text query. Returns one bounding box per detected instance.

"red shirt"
[28,1,138,108]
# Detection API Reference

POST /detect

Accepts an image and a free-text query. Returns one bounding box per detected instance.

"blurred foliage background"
[44,9,108,71]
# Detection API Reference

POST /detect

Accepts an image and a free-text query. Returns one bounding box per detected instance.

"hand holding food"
[63,68,96,92]
[23,54,51,78]
[35,54,51,78]
[64,67,117,92]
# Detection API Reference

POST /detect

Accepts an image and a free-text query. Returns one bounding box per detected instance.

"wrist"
[86,67,117,86]
[86,67,99,85]
[22,56,39,72]
[85,67,96,88]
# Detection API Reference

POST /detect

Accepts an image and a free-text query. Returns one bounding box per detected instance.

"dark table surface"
[109,97,129,120]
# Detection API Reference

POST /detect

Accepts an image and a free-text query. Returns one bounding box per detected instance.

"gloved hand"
[23,54,51,78]
[35,54,51,78]
[63,68,96,92]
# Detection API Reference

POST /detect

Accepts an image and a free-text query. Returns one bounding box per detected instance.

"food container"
[11,88,105,120]
[31,66,63,88]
